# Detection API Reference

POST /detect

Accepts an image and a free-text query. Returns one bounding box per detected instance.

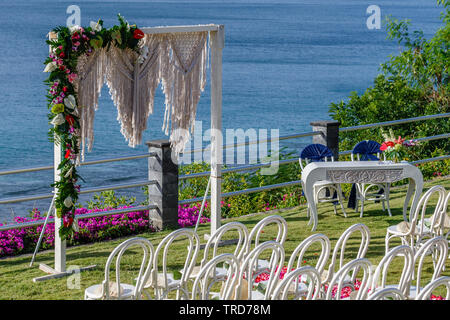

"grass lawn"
[0,177,449,300]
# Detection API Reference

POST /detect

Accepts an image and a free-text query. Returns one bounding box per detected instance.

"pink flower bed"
[0,203,210,258]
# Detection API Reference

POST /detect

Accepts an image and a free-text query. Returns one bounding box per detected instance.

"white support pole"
[33,32,97,282]
[209,25,225,237]
[47,31,66,273]
[53,135,66,273]
[44,31,66,273]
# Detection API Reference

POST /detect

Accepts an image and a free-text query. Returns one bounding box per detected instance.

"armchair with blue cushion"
[349,140,392,217]
[299,144,347,219]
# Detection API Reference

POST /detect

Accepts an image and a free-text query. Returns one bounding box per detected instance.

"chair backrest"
[324,223,371,284]
[299,144,334,170]
[235,241,285,300]
[103,237,154,300]
[409,185,447,238]
[412,236,448,297]
[370,245,414,296]
[438,191,450,232]
[325,258,372,300]
[200,221,249,268]
[191,253,240,300]
[271,266,322,300]
[351,140,384,161]
[367,287,406,300]
[286,233,331,277]
[415,276,450,300]
[151,228,200,299]
[245,215,288,258]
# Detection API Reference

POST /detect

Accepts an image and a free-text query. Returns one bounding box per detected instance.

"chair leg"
[360,199,365,218]
[336,185,347,218]
[385,233,391,255]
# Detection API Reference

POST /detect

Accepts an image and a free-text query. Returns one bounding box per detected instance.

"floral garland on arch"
[43,15,145,240]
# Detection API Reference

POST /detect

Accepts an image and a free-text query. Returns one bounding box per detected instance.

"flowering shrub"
[0,203,210,258]
[178,203,210,228]
[380,128,419,162]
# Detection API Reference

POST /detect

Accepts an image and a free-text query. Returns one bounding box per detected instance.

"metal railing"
[179,112,449,204]
[0,112,449,232]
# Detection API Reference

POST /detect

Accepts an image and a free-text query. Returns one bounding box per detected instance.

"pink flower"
[67,73,78,83]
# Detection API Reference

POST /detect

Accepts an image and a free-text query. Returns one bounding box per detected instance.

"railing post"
[310,120,341,160]
[146,139,179,230]
[209,25,225,237]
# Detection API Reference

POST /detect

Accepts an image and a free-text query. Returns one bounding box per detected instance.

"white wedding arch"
[34,24,224,281]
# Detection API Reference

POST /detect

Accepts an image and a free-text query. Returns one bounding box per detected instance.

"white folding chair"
[437,192,450,247]
[84,237,154,300]
[244,215,287,273]
[385,185,447,254]
[369,245,414,298]
[271,266,321,300]
[325,258,372,300]
[367,287,406,300]
[285,233,330,297]
[183,221,249,282]
[191,253,240,300]
[234,241,285,300]
[408,236,448,299]
[322,223,370,292]
[415,276,450,300]
[143,228,200,300]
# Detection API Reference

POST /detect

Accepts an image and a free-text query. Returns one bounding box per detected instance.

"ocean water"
[0,0,444,221]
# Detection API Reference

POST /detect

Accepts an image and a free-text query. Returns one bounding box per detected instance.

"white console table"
[301,161,424,231]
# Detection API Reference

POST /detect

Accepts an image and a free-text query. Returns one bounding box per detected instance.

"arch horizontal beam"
[141,24,221,34]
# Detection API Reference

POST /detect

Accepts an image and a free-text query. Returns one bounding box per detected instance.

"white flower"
[90,21,102,32]
[69,25,82,33]
[64,95,77,110]
[50,113,65,126]
[64,166,74,178]
[138,45,149,64]
[72,218,79,232]
[64,196,73,208]
[43,61,57,72]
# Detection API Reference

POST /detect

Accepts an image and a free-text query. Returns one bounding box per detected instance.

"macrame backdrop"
[73,31,209,161]
[161,32,208,155]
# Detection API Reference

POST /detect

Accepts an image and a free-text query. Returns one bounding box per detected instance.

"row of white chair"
[386,185,450,255]
[84,220,448,300]
[84,183,449,300]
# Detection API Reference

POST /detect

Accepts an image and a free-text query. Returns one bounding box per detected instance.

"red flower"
[65,114,75,126]
[62,86,68,92]
[63,217,74,228]
[64,149,71,159]
[380,141,395,151]
[133,28,145,39]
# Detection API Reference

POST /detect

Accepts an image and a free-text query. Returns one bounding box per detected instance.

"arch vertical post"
[53,135,66,272]
[50,31,66,274]
[209,25,225,237]
[33,32,96,282]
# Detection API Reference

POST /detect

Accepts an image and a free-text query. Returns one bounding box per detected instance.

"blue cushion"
[300,144,333,162]
[352,140,381,161]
